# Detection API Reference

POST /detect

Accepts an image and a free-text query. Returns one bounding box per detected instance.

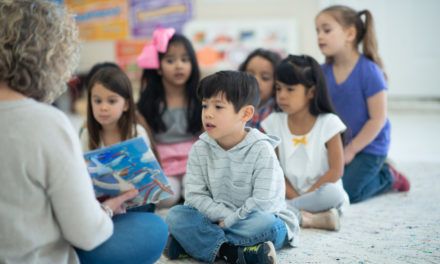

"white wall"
[78,0,440,98]
[319,0,440,98]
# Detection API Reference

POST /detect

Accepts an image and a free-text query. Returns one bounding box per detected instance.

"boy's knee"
[165,205,184,226]
[246,211,279,229]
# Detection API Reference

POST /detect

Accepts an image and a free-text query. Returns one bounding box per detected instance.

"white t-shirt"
[80,124,151,153]
[262,112,348,200]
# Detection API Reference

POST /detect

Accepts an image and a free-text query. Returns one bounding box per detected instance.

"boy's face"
[202,93,252,150]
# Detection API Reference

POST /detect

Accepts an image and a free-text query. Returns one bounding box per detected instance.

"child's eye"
[202,104,207,109]
[287,88,294,92]
[182,57,190,63]
[166,59,174,64]
[275,86,281,91]
[262,76,271,82]
[215,105,223,109]
[93,99,102,104]
[324,28,331,33]
[109,99,117,104]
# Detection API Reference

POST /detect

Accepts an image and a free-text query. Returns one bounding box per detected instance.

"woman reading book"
[0,1,168,263]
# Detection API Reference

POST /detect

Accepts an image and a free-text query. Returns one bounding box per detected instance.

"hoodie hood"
[198,127,280,151]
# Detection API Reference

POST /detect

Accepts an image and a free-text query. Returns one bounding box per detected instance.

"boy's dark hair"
[137,33,202,134]
[197,71,260,113]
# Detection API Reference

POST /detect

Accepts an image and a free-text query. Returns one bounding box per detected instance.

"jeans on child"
[166,205,288,263]
[342,152,393,203]
[75,212,168,264]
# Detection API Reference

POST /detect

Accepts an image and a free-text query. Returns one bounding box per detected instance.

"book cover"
[83,137,173,209]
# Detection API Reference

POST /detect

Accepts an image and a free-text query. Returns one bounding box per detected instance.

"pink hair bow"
[137,28,176,69]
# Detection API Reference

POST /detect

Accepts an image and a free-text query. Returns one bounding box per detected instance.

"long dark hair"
[137,34,202,134]
[277,55,346,142]
[87,67,136,150]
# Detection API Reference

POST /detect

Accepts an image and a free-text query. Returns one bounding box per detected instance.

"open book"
[83,137,173,209]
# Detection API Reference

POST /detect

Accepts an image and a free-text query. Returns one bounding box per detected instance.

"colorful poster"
[115,39,150,94]
[130,0,193,37]
[183,19,299,70]
[65,0,129,40]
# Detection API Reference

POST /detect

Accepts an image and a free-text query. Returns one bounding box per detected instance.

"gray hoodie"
[184,128,300,247]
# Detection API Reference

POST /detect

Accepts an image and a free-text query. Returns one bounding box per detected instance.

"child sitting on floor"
[164,71,300,264]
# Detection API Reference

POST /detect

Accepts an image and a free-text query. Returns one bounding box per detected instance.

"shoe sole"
[262,241,277,264]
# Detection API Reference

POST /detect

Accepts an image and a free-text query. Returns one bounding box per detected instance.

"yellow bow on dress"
[293,135,307,146]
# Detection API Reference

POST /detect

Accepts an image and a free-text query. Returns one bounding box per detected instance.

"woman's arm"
[306,133,344,193]
[344,90,387,164]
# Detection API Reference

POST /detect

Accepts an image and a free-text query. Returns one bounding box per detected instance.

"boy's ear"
[307,86,315,99]
[241,105,255,122]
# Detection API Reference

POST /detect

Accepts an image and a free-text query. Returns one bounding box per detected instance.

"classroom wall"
[78,0,440,99]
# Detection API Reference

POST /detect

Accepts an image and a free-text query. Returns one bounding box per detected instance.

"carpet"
[156,161,440,263]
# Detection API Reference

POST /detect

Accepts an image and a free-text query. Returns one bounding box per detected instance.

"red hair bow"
[137,27,176,69]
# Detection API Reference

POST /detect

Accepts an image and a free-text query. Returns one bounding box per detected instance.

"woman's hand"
[102,189,139,216]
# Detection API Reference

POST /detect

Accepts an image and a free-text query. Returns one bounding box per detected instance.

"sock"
[219,243,238,263]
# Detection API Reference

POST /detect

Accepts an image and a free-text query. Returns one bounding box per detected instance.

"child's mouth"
[205,123,216,130]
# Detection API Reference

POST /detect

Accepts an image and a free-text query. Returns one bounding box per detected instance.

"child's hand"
[343,145,356,164]
[218,221,225,227]
[102,189,139,216]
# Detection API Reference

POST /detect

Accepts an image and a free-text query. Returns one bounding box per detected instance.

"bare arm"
[344,90,387,164]
[306,133,344,193]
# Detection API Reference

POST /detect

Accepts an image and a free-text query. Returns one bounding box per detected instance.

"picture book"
[83,137,173,209]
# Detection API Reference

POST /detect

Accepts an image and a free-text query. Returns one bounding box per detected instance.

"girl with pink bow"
[137,28,202,209]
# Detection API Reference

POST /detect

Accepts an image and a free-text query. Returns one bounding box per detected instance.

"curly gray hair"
[0,0,80,103]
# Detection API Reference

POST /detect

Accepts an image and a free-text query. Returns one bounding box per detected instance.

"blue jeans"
[166,205,288,263]
[75,212,168,264]
[342,152,393,203]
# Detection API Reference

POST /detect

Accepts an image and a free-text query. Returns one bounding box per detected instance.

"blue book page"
[83,137,173,208]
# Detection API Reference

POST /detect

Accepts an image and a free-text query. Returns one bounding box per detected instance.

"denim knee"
[165,205,186,229]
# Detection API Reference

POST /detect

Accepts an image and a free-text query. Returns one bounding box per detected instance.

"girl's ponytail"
[358,10,387,79]
[320,6,387,80]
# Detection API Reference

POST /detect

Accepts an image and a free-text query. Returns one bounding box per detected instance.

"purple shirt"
[322,55,391,155]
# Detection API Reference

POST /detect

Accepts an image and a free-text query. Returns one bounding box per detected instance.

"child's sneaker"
[237,241,277,264]
[162,235,190,260]
[389,164,410,192]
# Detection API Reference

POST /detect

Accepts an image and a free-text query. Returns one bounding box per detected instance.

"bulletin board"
[183,19,299,71]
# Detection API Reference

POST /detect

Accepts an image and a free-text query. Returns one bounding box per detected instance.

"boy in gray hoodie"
[165,71,300,264]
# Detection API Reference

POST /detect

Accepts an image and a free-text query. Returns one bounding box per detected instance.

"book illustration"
[84,137,173,208]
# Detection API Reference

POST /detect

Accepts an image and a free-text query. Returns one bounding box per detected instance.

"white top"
[0,98,113,264]
[262,113,348,202]
[80,124,151,153]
